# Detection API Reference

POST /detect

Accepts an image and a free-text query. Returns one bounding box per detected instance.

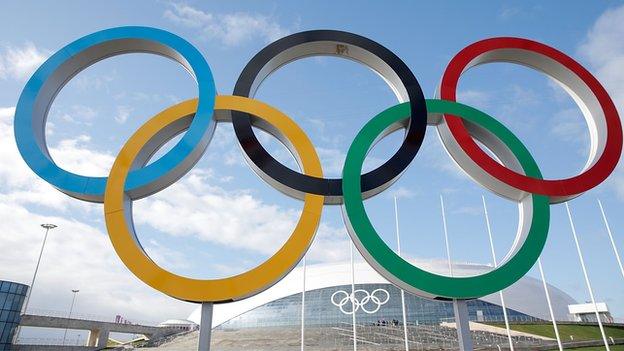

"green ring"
[342,99,550,299]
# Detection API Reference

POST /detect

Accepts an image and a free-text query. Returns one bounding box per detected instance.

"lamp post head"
[72,290,79,293]
[41,224,57,230]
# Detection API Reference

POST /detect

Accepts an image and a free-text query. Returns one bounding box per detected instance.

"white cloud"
[74,72,116,92]
[386,186,416,199]
[0,100,348,327]
[497,5,542,22]
[457,86,540,135]
[0,107,112,209]
[58,105,98,125]
[316,147,346,176]
[579,4,624,199]
[0,106,194,322]
[549,108,589,156]
[452,205,483,216]
[164,3,291,46]
[0,200,194,323]
[0,42,48,80]
[0,107,73,209]
[314,147,385,177]
[133,168,337,258]
[223,148,246,166]
[579,5,624,74]
[498,7,522,21]
[114,105,132,124]
[613,172,624,199]
[499,85,539,120]
[50,135,115,177]
[219,175,233,183]
[144,239,192,271]
[307,118,326,133]
[306,222,351,263]
[418,133,468,179]
[457,89,491,108]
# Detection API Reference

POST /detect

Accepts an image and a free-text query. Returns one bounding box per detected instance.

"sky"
[1,0,624,340]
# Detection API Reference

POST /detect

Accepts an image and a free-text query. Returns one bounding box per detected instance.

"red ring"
[440,37,622,201]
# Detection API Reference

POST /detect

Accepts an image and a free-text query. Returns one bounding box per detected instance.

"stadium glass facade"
[217,283,538,330]
[0,280,28,350]
[211,283,547,350]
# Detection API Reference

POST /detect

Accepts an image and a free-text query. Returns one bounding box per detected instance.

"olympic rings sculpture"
[331,289,390,315]
[14,26,622,303]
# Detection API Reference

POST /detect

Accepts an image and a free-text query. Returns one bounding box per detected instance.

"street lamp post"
[14,223,57,344]
[22,224,57,313]
[62,289,79,346]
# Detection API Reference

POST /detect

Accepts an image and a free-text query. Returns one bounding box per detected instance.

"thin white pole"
[62,290,79,346]
[440,196,453,276]
[394,196,410,351]
[23,225,54,313]
[481,196,514,351]
[350,242,357,351]
[440,195,473,351]
[565,203,610,351]
[15,224,57,344]
[301,256,306,351]
[198,302,213,351]
[597,199,624,279]
[537,259,563,351]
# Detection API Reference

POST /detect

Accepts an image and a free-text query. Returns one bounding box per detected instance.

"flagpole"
[350,242,357,351]
[440,196,453,276]
[597,199,624,279]
[301,256,306,351]
[481,196,514,351]
[565,203,610,351]
[440,195,473,351]
[537,258,563,351]
[394,196,410,351]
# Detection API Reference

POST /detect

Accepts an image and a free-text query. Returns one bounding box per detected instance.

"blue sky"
[1,0,623,332]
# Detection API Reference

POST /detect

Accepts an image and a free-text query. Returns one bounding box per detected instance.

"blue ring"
[14,26,216,202]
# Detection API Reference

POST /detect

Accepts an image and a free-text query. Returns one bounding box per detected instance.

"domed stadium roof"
[188,259,577,327]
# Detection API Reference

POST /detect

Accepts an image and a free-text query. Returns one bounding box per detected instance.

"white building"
[568,303,613,323]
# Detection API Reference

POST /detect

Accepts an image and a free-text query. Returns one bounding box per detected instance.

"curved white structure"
[188,260,577,327]
[158,319,197,328]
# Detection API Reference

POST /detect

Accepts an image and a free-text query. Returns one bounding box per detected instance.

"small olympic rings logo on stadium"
[14,27,622,304]
[331,289,390,315]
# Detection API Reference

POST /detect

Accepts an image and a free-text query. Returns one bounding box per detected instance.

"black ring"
[232,30,426,204]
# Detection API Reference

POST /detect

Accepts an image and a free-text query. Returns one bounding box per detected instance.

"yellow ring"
[104,95,324,302]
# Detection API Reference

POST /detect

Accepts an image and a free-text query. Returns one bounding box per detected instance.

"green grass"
[487,323,624,341]
[560,346,624,351]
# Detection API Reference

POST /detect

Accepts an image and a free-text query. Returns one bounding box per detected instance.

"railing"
[318,322,548,350]
[141,329,196,348]
[439,315,544,324]
[14,337,87,346]
[24,307,160,326]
